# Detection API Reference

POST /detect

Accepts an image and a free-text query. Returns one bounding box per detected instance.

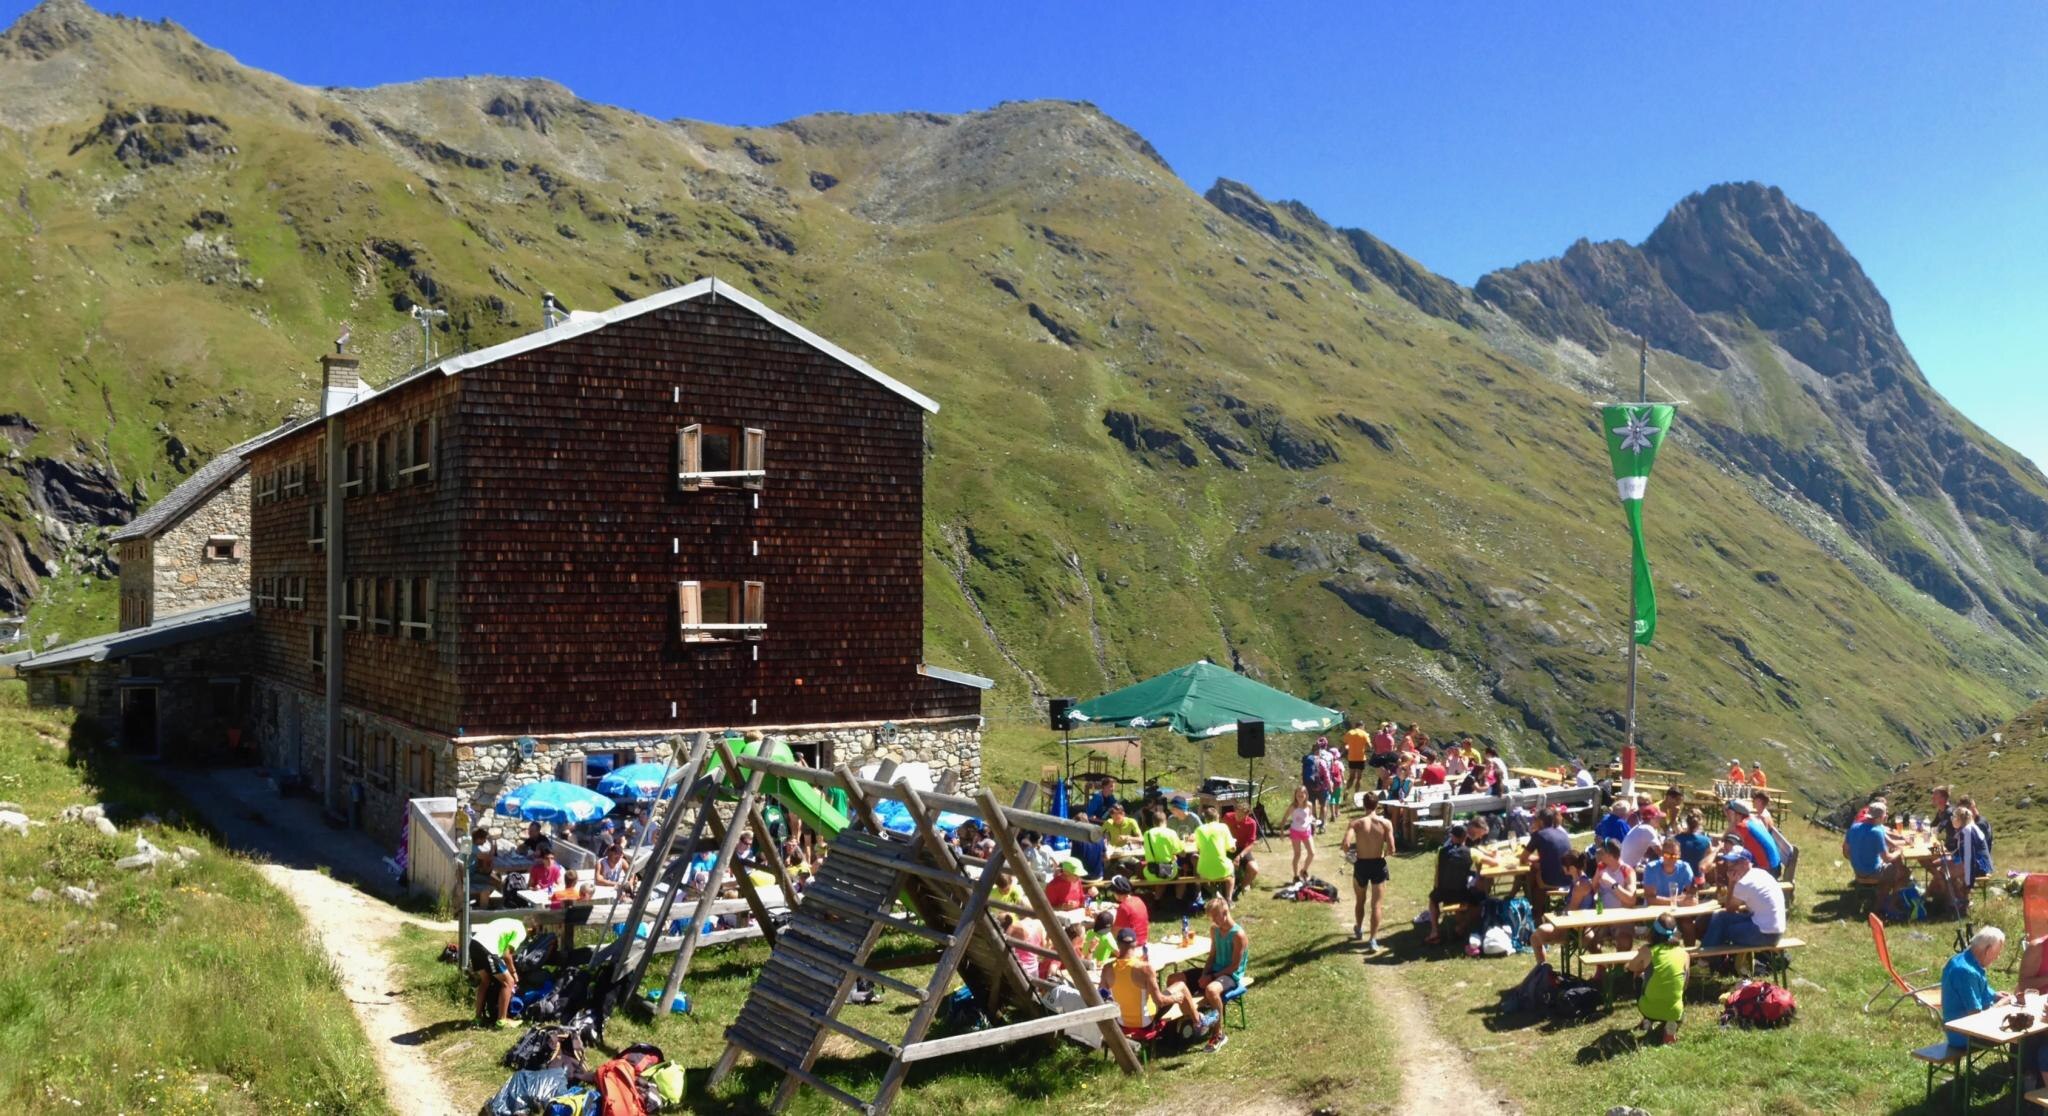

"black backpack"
[1501,961,1556,1015]
[1551,978,1604,1021]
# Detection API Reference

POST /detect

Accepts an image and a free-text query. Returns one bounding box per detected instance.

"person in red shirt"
[1109,874,1150,945]
[1045,858,1090,911]
[1421,753,1448,787]
[1222,802,1260,892]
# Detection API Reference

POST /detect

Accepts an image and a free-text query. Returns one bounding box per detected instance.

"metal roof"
[919,663,995,690]
[15,598,251,670]
[107,421,304,542]
[263,277,937,452]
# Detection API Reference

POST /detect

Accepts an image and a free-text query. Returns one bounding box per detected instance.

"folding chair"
[1863,913,1942,1022]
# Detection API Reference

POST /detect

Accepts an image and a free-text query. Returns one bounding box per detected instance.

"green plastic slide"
[707,736,849,839]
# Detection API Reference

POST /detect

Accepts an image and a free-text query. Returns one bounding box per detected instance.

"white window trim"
[676,469,768,481]
[282,461,305,497]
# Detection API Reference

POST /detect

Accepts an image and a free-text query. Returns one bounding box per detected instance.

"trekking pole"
[458,832,474,975]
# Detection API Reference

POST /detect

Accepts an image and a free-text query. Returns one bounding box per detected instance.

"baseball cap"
[1171,797,1188,809]
[1060,857,1084,875]
[1639,804,1662,821]
[1725,799,1753,816]
[1115,927,1138,946]
[1719,847,1753,862]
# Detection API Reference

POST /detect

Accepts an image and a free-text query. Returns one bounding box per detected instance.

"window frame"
[375,431,396,491]
[342,442,366,497]
[400,418,436,484]
[676,423,766,491]
[400,576,434,640]
[309,623,326,668]
[282,461,305,498]
[203,536,242,562]
[307,501,326,551]
[255,470,279,505]
[372,577,395,635]
[677,578,766,642]
[281,575,304,610]
[340,577,362,630]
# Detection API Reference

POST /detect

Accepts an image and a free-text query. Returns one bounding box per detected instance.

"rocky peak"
[0,0,101,60]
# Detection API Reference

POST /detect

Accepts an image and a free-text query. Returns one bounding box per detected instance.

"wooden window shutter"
[678,580,702,636]
[743,427,766,490]
[397,578,412,632]
[425,417,438,480]
[677,425,703,491]
[422,578,436,638]
[742,580,765,640]
[231,538,249,560]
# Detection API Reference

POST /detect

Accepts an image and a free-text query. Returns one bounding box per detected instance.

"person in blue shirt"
[1940,806,1995,916]
[1082,777,1121,823]
[1640,837,1697,902]
[1673,809,1713,875]
[1594,802,1632,845]
[1842,802,1906,911]
[1942,925,2010,1052]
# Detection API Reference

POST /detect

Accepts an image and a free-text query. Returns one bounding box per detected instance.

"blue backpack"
[1482,897,1537,951]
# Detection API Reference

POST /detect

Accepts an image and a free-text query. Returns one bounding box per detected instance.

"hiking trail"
[260,863,464,1116]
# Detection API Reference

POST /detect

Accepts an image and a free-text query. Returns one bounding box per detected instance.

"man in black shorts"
[1424,818,1490,944]
[1342,796,1397,950]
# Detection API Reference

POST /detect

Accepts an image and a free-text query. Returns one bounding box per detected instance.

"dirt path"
[1329,878,1520,1115]
[258,864,465,1116]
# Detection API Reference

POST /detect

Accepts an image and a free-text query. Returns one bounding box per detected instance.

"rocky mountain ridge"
[1,0,2042,793]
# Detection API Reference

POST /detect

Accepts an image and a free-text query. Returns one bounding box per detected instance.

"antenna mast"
[410,305,448,369]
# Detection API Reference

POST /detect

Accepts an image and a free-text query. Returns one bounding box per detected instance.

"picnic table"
[1943,992,2048,1115]
[1382,784,1601,850]
[1539,899,1721,976]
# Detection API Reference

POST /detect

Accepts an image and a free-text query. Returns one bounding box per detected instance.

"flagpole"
[1621,340,1647,803]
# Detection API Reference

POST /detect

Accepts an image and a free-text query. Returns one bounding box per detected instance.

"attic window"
[255,471,279,505]
[678,579,765,642]
[677,424,766,491]
[204,536,244,562]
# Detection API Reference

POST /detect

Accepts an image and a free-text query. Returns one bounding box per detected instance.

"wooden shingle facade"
[245,279,985,835]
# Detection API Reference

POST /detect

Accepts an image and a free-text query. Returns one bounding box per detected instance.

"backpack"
[1296,880,1337,903]
[544,1086,598,1116]
[1551,978,1603,1021]
[644,1062,687,1108]
[1891,882,1927,923]
[504,1026,559,1071]
[1481,926,1514,957]
[940,985,986,1031]
[1502,961,1557,1015]
[1725,981,1796,1028]
[1501,898,1535,951]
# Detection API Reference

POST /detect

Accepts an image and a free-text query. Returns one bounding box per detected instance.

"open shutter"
[678,580,702,637]
[742,427,766,491]
[742,580,765,641]
[397,578,412,635]
[425,417,438,480]
[422,578,436,638]
[677,425,702,491]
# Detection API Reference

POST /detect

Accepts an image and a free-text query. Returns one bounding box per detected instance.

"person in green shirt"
[1081,909,1119,967]
[1193,805,1240,900]
[469,916,527,1027]
[1102,802,1144,874]
[1141,805,1187,905]
[1626,912,1688,1044]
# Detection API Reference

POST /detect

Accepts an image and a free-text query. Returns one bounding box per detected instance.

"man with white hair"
[1941,925,2011,1054]
[1699,848,1786,949]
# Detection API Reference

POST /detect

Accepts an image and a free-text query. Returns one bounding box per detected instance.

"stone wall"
[23,627,252,761]
[152,471,251,619]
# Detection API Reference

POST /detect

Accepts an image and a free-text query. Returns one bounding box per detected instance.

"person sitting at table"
[1592,838,1643,949]
[1627,912,1689,1045]
[1191,805,1238,900]
[525,847,564,893]
[1082,909,1119,968]
[1083,777,1121,823]
[1844,802,1907,912]
[957,820,997,862]
[1932,785,1956,848]
[1674,809,1712,876]
[1388,753,1415,801]
[1521,806,1573,910]
[517,821,553,859]
[1141,806,1187,901]
[1108,875,1151,946]
[1529,852,1596,964]
[1958,795,1994,852]
[1019,829,1059,882]
[1641,836,1697,902]
[1723,799,1783,877]
[1221,801,1260,894]
[1571,760,1595,788]
[1620,804,1662,870]
[992,870,1027,909]
[1595,801,1632,845]
[467,828,504,909]
[1936,806,1994,916]
[1425,818,1490,945]
[1046,857,1091,911]
[1700,848,1786,951]
[1942,925,2012,1056]
[1103,927,1184,1035]
[1163,896,1248,1054]
[1727,759,1747,787]
[1854,794,1887,825]
[1000,911,1049,980]
[549,867,584,904]
[1102,803,1144,873]
[594,842,634,889]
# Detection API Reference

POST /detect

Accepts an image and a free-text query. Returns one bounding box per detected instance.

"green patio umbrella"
[1069,660,1342,739]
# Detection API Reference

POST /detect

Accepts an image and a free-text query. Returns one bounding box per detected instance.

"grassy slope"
[0,678,386,1114]
[2,11,2043,796]
[1877,696,2048,857]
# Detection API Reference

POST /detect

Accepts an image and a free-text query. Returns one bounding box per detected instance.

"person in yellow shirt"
[1102,802,1143,875]
[1342,720,1373,798]
[1192,805,1240,900]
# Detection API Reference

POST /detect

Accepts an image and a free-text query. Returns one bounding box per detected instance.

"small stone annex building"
[17,433,269,759]
[245,277,988,839]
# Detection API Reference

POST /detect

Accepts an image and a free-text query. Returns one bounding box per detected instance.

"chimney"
[320,351,360,415]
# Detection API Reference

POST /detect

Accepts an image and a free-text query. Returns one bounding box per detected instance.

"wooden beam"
[736,755,1102,842]
[898,1002,1122,1063]
[607,732,707,992]
[724,1029,876,1115]
[974,786,1142,1076]
[658,767,768,1012]
[750,983,902,1059]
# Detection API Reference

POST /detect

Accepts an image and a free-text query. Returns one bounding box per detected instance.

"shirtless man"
[1342,796,1398,951]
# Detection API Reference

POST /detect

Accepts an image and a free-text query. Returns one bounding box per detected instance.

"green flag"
[1601,404,1676,644]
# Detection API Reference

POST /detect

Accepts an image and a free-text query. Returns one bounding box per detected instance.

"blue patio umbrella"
[495,779,616,824]
[598,762,679,802]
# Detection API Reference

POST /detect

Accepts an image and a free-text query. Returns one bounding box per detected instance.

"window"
[677,579,765,642]
[256,577,277,607]
[52,676,75,706]
[255,470,279,505]
[401,419,436,484]
[307,502,326,551]
[401,577,434,640]
[340,577,362,630]
[369,732,394,790]
[556,755,587,788]
[282,575,304,610]
[204,536,244,562]
[676,423,766,491]
[209,679,240,718]
[406,742,437,795]
[342,442,366,496]
[372,578,395,635]
[375,431,396,491]
[309,623,326,668]
[339,722,361,774]
[282,461,304,498]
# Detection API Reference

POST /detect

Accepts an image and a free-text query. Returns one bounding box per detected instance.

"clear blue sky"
[13,0,2048,467]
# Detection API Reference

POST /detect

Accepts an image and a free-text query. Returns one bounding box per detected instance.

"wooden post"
[659,768,768,1012]
[604,733,708,992]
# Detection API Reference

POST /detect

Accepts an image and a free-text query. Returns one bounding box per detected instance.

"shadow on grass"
[1571,1025,1642,1065]
[391,1018,479,1047]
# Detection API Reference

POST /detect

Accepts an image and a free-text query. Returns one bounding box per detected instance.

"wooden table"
[1145,934,1212,972]
[1541,900,1721,975]
[1944,993,2048,1115]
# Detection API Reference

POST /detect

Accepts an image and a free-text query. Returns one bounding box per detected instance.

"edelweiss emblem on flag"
[1613,409,1657,454]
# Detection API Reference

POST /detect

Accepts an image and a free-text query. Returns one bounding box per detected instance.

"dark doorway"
[122,687,160,759]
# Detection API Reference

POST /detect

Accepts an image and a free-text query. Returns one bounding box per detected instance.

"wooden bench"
[1582,937,1806,1006]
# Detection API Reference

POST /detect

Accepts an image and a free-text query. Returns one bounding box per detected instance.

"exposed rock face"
[1320,575,1450,650]
[1101,410,1197,468]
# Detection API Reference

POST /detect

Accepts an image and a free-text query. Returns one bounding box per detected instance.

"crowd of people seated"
[1844,783,1994,919]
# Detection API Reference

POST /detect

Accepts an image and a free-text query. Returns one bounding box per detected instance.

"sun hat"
[1639,804,1662,821]
[1725,799,1753,816]
[1060,857,1084,875]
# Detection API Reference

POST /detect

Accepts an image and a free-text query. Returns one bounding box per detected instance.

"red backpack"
[1725,981,1795,1027]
